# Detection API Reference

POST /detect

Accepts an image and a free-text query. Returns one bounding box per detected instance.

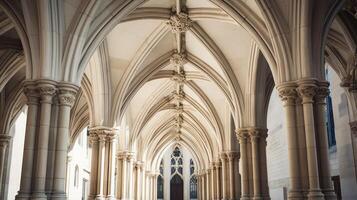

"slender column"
[220,153,228,200]
[135,162,143,200]
[296,96,309,197]
[145,173,150,200]
[16,82,40,200]
[210,165,215,199]
[215,162,221,200]
[32,80,57,200]
[297,80,324,200]
[227,153,234,200]
[88,133,99,200]
[351,121,357,182]
[277,83,303,199]
[51,83,78,199]
[116,152,127,200]
[249,129,262,200]
[236,129,249,200]
[0,135,11,199]
[314,82,336,200]
[206,170,211,200]
[96,133,106,199]
[258,131,270,200]
[152,173,158,200]
[201,171,206,200]
[107,133,117,200]
[127,153,135,200]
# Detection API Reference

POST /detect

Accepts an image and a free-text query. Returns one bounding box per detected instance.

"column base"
[240,195,250,200]
[288,190,304,199]
[253,196,263,200]
[105,196,116,200]
[30,192,47,200]
[307,189,324,200]
[322,189,337,200]
[15,192,32,200]
[50,192,67,200]
[95,195,106,200]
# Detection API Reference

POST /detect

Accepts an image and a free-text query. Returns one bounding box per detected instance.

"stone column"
[351,121,357,182]
[215,162,221,200]
[88,127,117,200]
[207,169,212,200]
[116,151,128,200]
[107,134,117,200]
[297,80,324,200]
[314,82,336,199]
[220,153,228,200]
[0,134,11,199]
[51,83,78,199]
[152,173,159,200]
[210,165,216,199]
[127,153,135,200]
[258,130,270,200]
[227,152,238,200]
[277,83,303,199]
[32,80,57,200]
[249,129,262,200]
[236,129,249,200]
[134,162,143,200]
[16,81,40,200]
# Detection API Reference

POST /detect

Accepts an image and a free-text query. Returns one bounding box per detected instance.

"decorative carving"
[0,135,11,147]
[166,12,192,33]
[236,129,248,144]
[38,84,56,103]
[277,86,297,105]
[58,93,76,107]
[170,52,187,67]
[171,71,186,84]
[23,82,40,105]
[297,85,317,103]
[315,86,330,104]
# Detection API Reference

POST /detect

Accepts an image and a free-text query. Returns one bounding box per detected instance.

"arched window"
[157,160,164,198]
[170,146,183,177]
[74,165,79,187]
[189,159,197,199]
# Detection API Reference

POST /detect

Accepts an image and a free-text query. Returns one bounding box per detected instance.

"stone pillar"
[297,80,324,200]
[214,162,221,200]
[227,152,240,200]
[236,129,249,200]
[249,129,262,200]
[134,161,143,200]
[220,153,228,200]
[32,80,57,200]
[107,134,117,199]
[0,134,11,199]
[206,169,212,199]
[51,83,78,199]
[258,131,270,200]
[116,151,129,200]
[127,153,135,200]
[16,81,40,200]
[88,127,118,200]
[351,121,357,182]
[277,83,303,199]
[210,167,216,199]
[314,82,336,199]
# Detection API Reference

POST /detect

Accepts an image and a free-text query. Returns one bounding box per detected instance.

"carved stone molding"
[88,126,118,144]
[236,129,249,144]
[37,79,57,104]
[297,79,318,103]
[276,83,298,106]
[23,80,40,105]
[166,12,192,33]
[170,52,187,67]
[58,82,79,107]
[226,151,240,160]
[315,81,330,104]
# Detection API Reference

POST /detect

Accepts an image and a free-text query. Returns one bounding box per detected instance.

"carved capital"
[236,129,248,144]
[277,83,297,106]
[88,126,118,143]
[226,151,240,161]
[297,79,318,103]
[58,82,79,107]
[23,81,40,105]
[315,81,330,104]
[166,12,192,33]
[37,80,57,103]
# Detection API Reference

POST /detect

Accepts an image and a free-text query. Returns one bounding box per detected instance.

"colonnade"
[277,79,336,200]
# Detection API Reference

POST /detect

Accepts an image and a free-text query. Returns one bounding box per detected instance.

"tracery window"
[189,159,197,199]
[157,160,164,198]
[170,146,183,177]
